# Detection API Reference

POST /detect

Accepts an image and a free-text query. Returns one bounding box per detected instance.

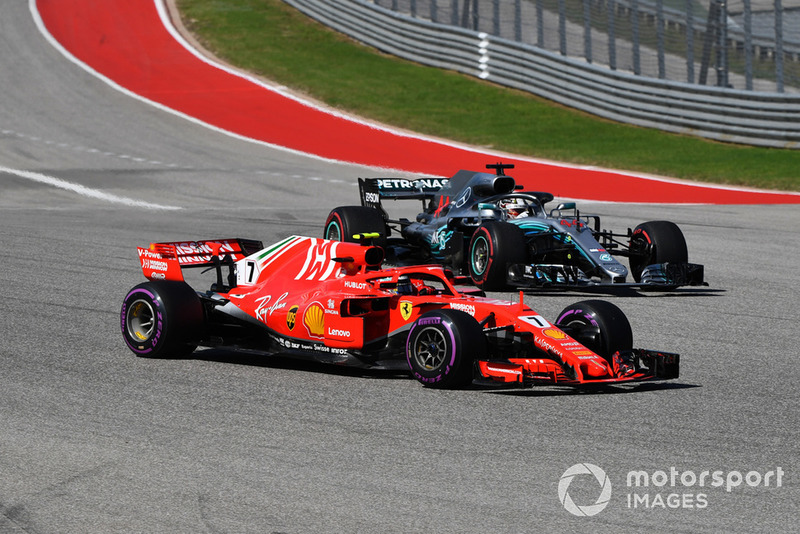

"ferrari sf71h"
[121,235,679,389]
[324,163,705,291]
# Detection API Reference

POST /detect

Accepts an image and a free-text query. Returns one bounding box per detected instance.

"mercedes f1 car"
[324,163,705,291]
[121,235,679,389]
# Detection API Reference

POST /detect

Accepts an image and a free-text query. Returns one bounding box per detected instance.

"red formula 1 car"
[120,235,679,389]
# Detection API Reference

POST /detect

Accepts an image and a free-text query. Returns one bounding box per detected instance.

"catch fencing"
[284,0,800,147]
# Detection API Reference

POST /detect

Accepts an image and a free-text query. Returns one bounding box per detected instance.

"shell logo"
[303,302,325,337]
[543,328,568,340]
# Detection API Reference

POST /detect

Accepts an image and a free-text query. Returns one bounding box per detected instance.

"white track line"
[1,166,181,210]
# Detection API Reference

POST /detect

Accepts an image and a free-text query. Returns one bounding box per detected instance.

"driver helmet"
[500,198,528,219]
[396,275,416,295]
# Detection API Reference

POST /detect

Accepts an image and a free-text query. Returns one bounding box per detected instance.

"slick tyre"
[555,300,633,363]
[628,221,688,282]
[406,309,485,389]
[468,221,527,291]
[121,281,204,358]
[324,206,387,246]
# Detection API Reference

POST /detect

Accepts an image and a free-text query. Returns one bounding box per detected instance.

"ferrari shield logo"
[400,300,413,321]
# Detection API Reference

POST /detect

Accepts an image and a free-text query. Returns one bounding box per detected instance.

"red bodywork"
[136,235,679,387]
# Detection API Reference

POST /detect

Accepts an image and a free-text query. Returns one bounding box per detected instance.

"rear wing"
[137,238,263,282]
[358,177,448,210]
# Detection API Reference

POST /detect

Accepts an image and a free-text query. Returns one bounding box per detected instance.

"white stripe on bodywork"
[295,238,341,281]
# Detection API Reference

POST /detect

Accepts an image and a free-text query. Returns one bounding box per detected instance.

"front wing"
[508,262,706,290]
[477,349,680,387]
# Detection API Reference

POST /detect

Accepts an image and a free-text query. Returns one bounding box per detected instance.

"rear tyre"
[324,206,387,246]
[555,300,633,363]
[629,221,688,282]
[468,221,527,291]
[406,309,485,389]
[121,281,204,358]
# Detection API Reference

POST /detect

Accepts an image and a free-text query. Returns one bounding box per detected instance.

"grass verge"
[176,0,800,191]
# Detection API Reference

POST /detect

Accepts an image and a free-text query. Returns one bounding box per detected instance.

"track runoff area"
[34,0,800,205]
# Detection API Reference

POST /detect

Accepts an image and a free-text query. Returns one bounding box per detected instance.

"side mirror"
[550,202,576,218]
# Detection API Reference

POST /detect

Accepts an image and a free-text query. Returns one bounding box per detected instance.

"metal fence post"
[775,0,785,92]
[657,0,665,78]
[686,0,695,84]
[699,0,718,85]
[716,0,728,87]
[744,0,752,90]
[559,0,567,55]
[584,0,593,63]
[536,0,544,47]
[631,0,640,75]
[607,0,617,70]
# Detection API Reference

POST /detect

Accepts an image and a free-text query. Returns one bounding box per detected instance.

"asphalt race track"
[2,0,799,532]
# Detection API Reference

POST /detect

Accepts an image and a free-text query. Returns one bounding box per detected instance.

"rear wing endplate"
[137,238,263,282]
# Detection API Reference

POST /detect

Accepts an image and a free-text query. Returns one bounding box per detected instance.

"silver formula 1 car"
[324,163,705,291]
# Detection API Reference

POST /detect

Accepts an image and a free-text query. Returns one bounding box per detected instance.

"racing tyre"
[324,206,387,246]
[121,281,204,358]
[555,300,633,363]
[628,221,688,282]
[468,221,527,291]
[406,309,485,389]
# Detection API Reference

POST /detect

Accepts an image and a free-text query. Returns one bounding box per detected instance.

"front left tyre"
[555,299,633,363]
[628,220,688,282]
[406,309,485,388]
[120,281,204,358]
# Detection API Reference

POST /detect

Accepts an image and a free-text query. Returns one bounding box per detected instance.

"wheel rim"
[325,221,342,241]
[411,326,448,370]
[127,299,155,342]
[471,235,489,275]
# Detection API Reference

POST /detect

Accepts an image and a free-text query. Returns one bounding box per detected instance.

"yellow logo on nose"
[543,328,567,340]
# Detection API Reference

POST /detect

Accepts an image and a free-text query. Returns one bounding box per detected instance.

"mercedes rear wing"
[358,177,448,210]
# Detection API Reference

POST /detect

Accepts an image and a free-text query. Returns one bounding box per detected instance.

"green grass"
[176,0,800,191]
